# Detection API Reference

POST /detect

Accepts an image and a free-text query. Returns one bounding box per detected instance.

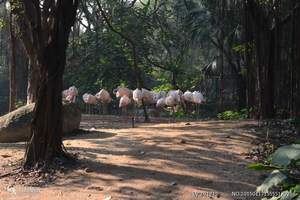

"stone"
[0,103,81,143]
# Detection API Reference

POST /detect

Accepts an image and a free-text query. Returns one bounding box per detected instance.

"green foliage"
[174,109,185,118]
[239,68,247,76]
[152,84,173,92]
[276,109,290,119]
[232,42,255,53]
[250,143,300,199]
[248,163,279,171]
[290,118,300,132]
[0,17,5,30]
[217,109,248,120]
[232,44,247,53]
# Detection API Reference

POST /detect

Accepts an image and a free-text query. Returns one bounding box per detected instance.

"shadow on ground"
[0,116,265,200]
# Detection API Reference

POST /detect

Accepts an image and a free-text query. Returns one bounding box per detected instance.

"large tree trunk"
[218,0,225,112]
[12,0,79,168]
[247,0,275,119]
[24,60,64,167]
[237,73,247,110]
[9,11,16,112]
[218,42,224,112]
[292,6,300,118]
[244,1,256,117]
[26,59,39,105]
[259,31,275,119]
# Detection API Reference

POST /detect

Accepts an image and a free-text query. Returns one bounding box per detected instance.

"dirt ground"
[0,115,266,200]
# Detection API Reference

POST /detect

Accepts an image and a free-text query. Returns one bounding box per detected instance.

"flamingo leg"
[173,106,176,122]
[196,104,200,120]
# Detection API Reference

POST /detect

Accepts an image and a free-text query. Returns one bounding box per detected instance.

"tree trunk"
[171,71,179,90]
[237,74,247,110]
[247,0,275,119]
[261,30,275,119]
[218,0,225,112]
[9,11,16,112]
[218,40,224,111]
[15,0,79,168]
[132,46,150,122]
[293,7,300,118]
[26,59,39,104]
[244,1,256,117]
[24,61,64,167]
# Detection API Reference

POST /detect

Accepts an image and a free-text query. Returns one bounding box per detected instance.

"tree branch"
[146,57,171,71]
[95,0,135,46]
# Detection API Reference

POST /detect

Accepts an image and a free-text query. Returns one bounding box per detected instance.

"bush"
[152,84,173,92]
[217,109,248,120]
[174,110,185,118]
[290,118,300,133]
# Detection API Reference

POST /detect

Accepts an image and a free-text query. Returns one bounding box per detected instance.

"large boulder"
[0,103,81,143]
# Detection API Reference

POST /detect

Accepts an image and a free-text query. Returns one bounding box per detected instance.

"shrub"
[152,84,173,92]
[291,118,300,133]
[217,109,248,120]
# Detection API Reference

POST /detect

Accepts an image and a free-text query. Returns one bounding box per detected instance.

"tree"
[145,0,204,91]
[62,0,299,120]
[11,0,78,168]
[246,0,275,119]
[0,4,9,115]
[8,6,16,112]
[95,0,152,122]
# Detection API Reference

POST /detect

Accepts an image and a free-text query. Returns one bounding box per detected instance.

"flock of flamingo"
[62,86,205,115]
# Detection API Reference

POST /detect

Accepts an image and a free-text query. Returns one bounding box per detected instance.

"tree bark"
[247,0,275,119]
[217,0,225,112]
[26,59,39,104]
[171,71,179,90]
[9,11,16,112]
[236,59,247,109]
[292,6,300,118]
[12,0,79,168]
[24,62,64,166]
[244,1,256,117]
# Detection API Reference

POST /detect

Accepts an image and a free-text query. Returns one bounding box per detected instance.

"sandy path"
[0,116,264,200]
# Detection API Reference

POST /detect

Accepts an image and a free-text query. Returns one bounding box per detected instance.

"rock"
[179,139,187,144]
[104,196,112,200]
[0,103,81,143]
[87,186,103,191]
[1,154,11,158]
[171,182,177,186]
[85,168,93,173]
